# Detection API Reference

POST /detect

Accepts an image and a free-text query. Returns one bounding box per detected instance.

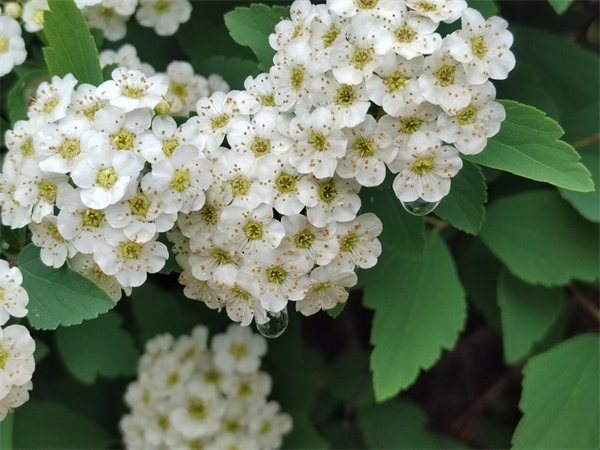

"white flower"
[331,213,382,271]
[212,324,267,373]
[269,0,318,50]
[288,107,348,179]
[0,260,28,326]
[94,227,169,288]
[436,81,505,154]
[179,271,221,310]
[28,74,78,128]
[0,16,27,77]
[212,150,263,211]
[337,115,398,187]
[101,0,138,16]
[388,130,463,202]
[243,73,278,114]
[70,83,109,122]
[279,213,339,266]
[69,252,131,302]
[296,264,357,316]
[0,380,32,422]
[22,0,49,33]
[161,61,209,116]
[96,68,168,113]
[82,4,132,41]
[177,184,227,238]
[296,175,362,228]
[188,231,244,281]
[404,0,468,24]
[136,0,192,36]
[0,324,35,399]
[326,0,397,18]
[444,8,515,84]
[29,215,77,268]
[170,380,225,437]
[256,156,305,216]
[139,115,192,163]
[0,162,33,229]
[378,101,441,146]
[308,5,348,71]
[221,372,271,405]
[4,120,43,167]
[149,144,213,214]
[99,44,144,71]
[248,401,293,450]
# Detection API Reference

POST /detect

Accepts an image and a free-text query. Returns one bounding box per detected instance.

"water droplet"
[401,198,439,216]
[256,308,288,338]
[116,214,124,221]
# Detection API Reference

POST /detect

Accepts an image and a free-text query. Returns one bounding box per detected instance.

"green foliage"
[224,4,290,72]
[497,268,565,364]
[0,413,13,450]
[513,334,600,449]
[42,0,102,86]
[12,399,112,449]
[480,190,599,286]
[55,311,140,384]
[359,181,426,261]
[364,233,466,401]
[284,410,330,449]
[0,224,27,250]
[18,245,115,330]
[467,0,499,18]
[465,101,594,193]
[329,351,375,406]
[434,160,487,234]
[357,400,465,449]
[559,146,599,222]
[547,0,574,15]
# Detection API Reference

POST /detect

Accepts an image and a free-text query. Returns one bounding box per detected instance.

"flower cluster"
[0,260,35,421]
[120,324,292,450]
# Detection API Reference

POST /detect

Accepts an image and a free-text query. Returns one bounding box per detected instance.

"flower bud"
[5,2,23,19]
[153,98,172,116]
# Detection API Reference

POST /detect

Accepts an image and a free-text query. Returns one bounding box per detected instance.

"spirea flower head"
[120,324,292,450]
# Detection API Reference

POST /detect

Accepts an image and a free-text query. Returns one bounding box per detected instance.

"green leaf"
[547,0,575,16]
[55,310,140,384]
[479,190,599,287]
[461,238,502,332]
[464,101,594,193]
[18,244,115,330]
[326,301,345,318]
[42,0,102,86]
[101,63,118,84]
[497,268,565,364]
[359,183,426,260]
[33,338,50,363]
[0,411,13,450]
[283,410,330,449]
[329,351,375,406]
[357,400,465,449]
[8,68,49,124]
[0,224,27,250]
[195,56,261,91]
[513,334,600,449]
[224,4,290,72]
[12,399,112,449]
[467,0,499,18]
[364,233,467,401]
[434,160,487,235]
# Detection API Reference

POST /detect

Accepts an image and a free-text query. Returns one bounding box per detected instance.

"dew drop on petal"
[256,308,288,338]
[116,214,124,221]
[401,198,439,216]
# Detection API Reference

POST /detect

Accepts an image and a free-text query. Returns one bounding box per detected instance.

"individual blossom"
[4,120,44,168]
[388,130,463,202]
[82,2,135,41]
[221,372,271,405]
[94,227,169,288]
[136,0,192,36]
[138,115,193,164]
[0,162,33,229]
[331,213,382,271]
[0,260,29,326]
[326,0,397,18]
[248,401,293,450]
[170,380,226,437]
[308,75,370,128]
[243,73,279,114]
[69,83,109,122]
[296,175,362,228]
[256,156,305,216]
[22,0,49,33]
[378,101,441,146]
[308,4,348,71]
[0,324,35,400]
[296,264,357,316]
[69,252,131,302]
[212,324,267,374]
[179,271,221,310]
[436,81,505,154]
[444,7,515,85]
[336,115,398,187]
[404,0,468,24]
[279,213,339,266]
[96,67,168,113]
[0,16,27,77]
[269,0,318,51]
[212,151,264,211]
[29,215,77,268]
[0,380,32,422]
[188,231,244,281]
[161,61,209,116]
[28,73,78,128]
[99,44,149,74]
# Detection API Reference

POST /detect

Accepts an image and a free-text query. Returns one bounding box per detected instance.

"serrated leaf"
[513,334,600,449]
[8,68,49,124]
[18,244,115,330]
[224,4,290,72]
[195,56,261,91]
[357,400,465,449]
[435,160,487,234]
[497,268,565,364]
[464,101,594,192]
[283,410,330,449]
[12,399,112,449]
[359,184,426,261]
[548,0,575,16]
[42,0,102,86]
[55,310,140,384]
[364,233,466,401]
[479,190,599,287]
